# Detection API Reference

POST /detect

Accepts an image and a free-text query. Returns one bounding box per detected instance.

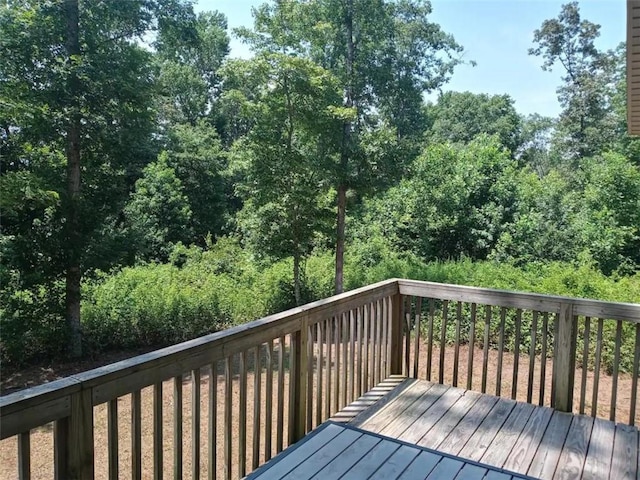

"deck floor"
[331,378,639,480]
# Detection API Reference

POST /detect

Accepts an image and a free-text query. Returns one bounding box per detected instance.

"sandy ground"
[1,338,637,479]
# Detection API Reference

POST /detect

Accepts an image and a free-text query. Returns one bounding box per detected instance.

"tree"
[365,135,518,262]
[225,53,339,305]
[425,91,522,154]
[517,114,557,177]
[247,0,463,293]
[529,2,619,162]
[125,152,193,261]
[0,0,195,356]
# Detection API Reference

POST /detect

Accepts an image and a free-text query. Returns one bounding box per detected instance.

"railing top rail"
[397,279,640,322]
[0,278,398,421]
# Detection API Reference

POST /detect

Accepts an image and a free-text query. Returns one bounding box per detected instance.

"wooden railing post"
[390,292,404,375]
[291,319,309,442]
[552,302,577,412]
[54,388,94,480]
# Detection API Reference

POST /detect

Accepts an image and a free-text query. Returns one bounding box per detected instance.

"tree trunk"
[335,0,354,295]
[293,253,301,306]
[65,0,82,358]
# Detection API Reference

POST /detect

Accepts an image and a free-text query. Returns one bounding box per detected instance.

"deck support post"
[552,302,577,412]
[54,388,94,480]
[291,318,309,443]
[390,290,404,375]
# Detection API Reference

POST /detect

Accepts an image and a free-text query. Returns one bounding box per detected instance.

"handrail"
[1,278,638,480]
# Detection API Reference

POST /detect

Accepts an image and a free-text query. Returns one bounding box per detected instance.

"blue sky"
[195,1,624,117]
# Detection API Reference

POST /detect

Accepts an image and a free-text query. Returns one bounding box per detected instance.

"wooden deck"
[330,378,640,480]
[247,422,535,479]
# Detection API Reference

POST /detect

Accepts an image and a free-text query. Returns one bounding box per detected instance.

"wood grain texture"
[610,423,639,480]
[582,417,615,480]
[554,415,594,480]
[502,405,553,474]
[527,411,573,479]
[481,402,535,467]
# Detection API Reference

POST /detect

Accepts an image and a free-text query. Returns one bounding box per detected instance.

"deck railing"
[1,278,639,480]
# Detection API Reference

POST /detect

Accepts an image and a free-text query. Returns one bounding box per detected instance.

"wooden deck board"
[610,423,639,480]
[481,402,536,467]
[553,414,594,480]
[502,404,553,474]
[339,379,639,480]
[582,417,615,480]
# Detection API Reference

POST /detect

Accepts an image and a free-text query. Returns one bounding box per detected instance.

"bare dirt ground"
[1,341,637,479]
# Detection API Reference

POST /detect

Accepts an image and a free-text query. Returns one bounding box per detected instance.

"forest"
[1,0,639,367]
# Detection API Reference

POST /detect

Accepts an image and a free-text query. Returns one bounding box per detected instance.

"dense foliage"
[1,1,638,366]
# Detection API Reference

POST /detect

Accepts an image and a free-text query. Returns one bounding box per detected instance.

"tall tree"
[224,53,340,305]
[529,2,619,163]
[0,0,195,357]
[248,0,463,293]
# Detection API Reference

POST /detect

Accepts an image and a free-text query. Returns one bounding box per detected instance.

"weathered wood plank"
[253,347,262,471]
[582,417,615,480]
[380,383,449,438]
[482,306,491,394]
[539,312,549,406]
[458,397,516,461]
[276,337,285,454]
[265,342,273,462]
[174,376,183,480]
[208,364,217,480]
[467,303,477,391]
[554,414,594,480]
[439,300,449,384]
[437,394,500,456]
[610,320,623,422]
[224,359,232,480]
[453,301,462,387]
[481,402,535,467]
[414,297,423,380]
[496,308,506,397]
[527,411,573,479]
[358,380,433,432]
[108,398,119,480]
[417,390,482,450]
[511,309,522,400]
[591,318,604,417]
[502,405,553,474]
[527,311,538,404]
[399,387,465,444]
[610,423,639,480]
[192,369,201,480]
[580,317,591,415]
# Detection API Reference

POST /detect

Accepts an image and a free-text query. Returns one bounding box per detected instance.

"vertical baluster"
[580,317,591,415]
[512,309,522,400]
[132,390,142,480]
[239,351,247,477]
[208,363,217,480]
[363,305,370,391]
[590,319,604,417]
[18,431,30,480]
[467,303,477,391]
[108,398,119,480]
[153,383,163,480]
[439,300,449,384]
[376,299,383,385]
[224,358,232,480]
[496,307,506,397]
[349,310,356,403]
[192,369,201,480]
[342,313,348,408]
[630,324,640,426]
[265,341,273,461]
[316,323,324,426]
[276,337,285,453]
[356,306,364,398]
[326,319,333,417]
[253,346,262,471]
[413,297,422,379]
[453,302,462,387]
[288,333,296,445]
[482,305,491,394]
[334,315,341,413]
[174,376,183,480]
[404,296,411,376]
[368,303,376,391]
[539,313,549,406]
[527,312,538,404]
[610,320,622,422]
[306,324,314,432]
[426,299,435,381]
